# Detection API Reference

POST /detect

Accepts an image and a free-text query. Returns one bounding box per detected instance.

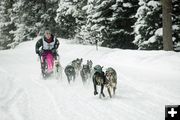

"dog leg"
[67,76,70,84]
[100,85,105,97]
[113,87,116,95]
[93,77,98,95]
[73,75,75,82]
[94,84,98,95]
[107,88,112,98]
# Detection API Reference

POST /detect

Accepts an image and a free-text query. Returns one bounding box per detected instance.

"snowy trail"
[0,37,180,120]
[0,71,63,120]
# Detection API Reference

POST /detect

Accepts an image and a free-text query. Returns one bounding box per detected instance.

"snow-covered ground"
[0,37,180,120]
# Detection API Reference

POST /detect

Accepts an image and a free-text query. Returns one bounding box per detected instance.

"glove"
[52,49,56,54]
[36,50,40,55]
[39,50,44,55]
[36,50,44,56]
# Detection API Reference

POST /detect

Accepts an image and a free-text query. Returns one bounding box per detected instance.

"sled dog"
[92,65,106,98]
[105,67,117,98]
[64,65,76,84]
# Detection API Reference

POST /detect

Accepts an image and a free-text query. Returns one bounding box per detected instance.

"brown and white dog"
[105,67,117,98]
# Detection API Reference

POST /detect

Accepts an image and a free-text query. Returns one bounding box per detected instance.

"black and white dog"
[64,65,76,84]
[92,65,106,98]
[105,67,117,98]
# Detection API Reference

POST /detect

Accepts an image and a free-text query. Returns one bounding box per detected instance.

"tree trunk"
[162,0,173,51]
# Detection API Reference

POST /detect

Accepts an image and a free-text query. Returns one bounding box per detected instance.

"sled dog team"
[65,58,117,98]
[35,29,117,98]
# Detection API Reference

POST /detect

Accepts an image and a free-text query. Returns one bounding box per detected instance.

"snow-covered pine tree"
[56,0,75,38]
[8,0,41,48]
[56,0,87,38]
[0,0,16,49]
[134,0,179,50]
[0,0,59,49]
[103,0,138,49]
[81,0,138,48]
[76,0,96,44]
[8,0,30,48]
[73,0,92,44]
[134,0,162,50]
[12,0,59,37]
[83,0,116,46]
[39,0,59,35]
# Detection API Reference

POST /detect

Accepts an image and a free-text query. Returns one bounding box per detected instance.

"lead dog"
[92,65,106,98]
[105,67,117,98]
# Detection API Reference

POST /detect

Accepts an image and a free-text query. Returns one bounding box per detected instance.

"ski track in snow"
[0,37,180,120]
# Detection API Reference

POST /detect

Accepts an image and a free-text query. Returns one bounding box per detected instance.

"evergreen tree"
[11,0,59,37]
[74,0,90,44]
[8,0,30,48]
[0,0,179,50]
[134,0,179,50]
[56,0,87,38]
[39,0,60,35]
[82,0,138,48]
[76,0,97,44]
[104,0,138,49]
[0,0,59,49]
[82,0,115,45]
[8,0,42,48]
[133,0,162,50]
[0,0,16,49]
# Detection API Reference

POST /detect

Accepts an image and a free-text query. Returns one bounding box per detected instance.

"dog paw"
[101,93,105,97]
[94,91,98,95]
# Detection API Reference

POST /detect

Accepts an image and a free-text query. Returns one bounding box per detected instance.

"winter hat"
[44,29,51,35]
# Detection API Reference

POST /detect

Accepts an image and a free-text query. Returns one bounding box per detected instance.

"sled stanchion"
[53,55,63,80]
[38,54,45,79]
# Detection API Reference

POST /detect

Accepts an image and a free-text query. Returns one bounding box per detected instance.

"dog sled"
[39,51,62,79]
